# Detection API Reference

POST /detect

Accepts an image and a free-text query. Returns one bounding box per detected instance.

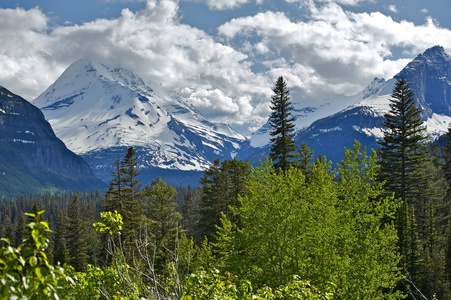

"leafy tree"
[216,142,403,298]
[0,210,71,299]
[269,76,298,172]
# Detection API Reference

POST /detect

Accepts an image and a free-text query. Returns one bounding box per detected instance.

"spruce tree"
[53,211,70,265]
[378,77,447,296]
[269,76,298,172]
[121,147,143,247]
[198,159,252,239]
[67,195,88,271]
[143,177,181,270]
[105,147,143,251]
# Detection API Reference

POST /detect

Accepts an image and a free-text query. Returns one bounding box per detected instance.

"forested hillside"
[1,78,451,299]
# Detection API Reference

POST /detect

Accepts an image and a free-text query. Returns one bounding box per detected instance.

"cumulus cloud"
[219,2,451,102]
[1,0,451,136]
[0,1,271,134]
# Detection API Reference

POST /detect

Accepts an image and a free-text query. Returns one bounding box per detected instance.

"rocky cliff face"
[0,85,105,197]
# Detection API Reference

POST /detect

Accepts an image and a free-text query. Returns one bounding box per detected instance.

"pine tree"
[105,147,143,251]
[296,141,314,177]
[67,195,89,271]
[269,76,298,172]
[378,77,447,296]
[143,177,181,270]
[378,77,428,203]
[53,211,70,265]
[198,159,252,239]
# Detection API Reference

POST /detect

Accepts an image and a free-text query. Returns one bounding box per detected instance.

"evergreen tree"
[143,177,182,270]
[269,76,298,172]
[198,159,252,240]
[14,213,27,246]
[181,187,201,241]
[105,147,143,251]
[67,195,89,271]
[53,211,70,265]
[105,157,124,214]
[378,77,428,203]
[295,141,314,177]
[378,77,447,296]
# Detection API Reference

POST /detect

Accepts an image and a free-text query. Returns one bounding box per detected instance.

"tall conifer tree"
[269,76,297,172]
[67,195,88,271]
[378,77,447,297]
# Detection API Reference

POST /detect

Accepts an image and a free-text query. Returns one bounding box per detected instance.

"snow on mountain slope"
[290,46,451,164]
[33,58,249,179]
[250,94,364,148]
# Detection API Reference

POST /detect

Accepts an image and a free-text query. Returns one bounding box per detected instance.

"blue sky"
[1,0,450,135]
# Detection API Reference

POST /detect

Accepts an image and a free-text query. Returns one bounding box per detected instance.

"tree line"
[1,76,451,298]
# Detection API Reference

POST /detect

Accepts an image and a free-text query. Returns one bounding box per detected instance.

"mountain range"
[290,45,451,163]
[2,45,451,194]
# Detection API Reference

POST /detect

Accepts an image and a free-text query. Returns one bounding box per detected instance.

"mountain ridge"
[33,58,253,185]
[0,85,106,197]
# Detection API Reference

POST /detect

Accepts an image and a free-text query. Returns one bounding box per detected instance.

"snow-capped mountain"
[294,45,451,163]
[0,85,105,197]
[33,58,251,185]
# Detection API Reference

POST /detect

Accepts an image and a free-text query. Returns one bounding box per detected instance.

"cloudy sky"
[1,0,451,135]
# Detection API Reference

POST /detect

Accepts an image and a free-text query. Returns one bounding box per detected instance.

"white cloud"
[285,0,373,6]
[204,0,250,10]
[0,1,271,134]
[219,2,451,102]
[1,1,451,136]
[387,5,397,13]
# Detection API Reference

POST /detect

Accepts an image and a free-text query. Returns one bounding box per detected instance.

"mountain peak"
[33,59,249,184]
[422,45,447,58]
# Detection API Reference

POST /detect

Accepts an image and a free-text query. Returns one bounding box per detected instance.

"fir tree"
[269,76,298,172]
[378,77,447,296]
[53,211,70,265]
[105,147,143,251]
[143,177,182,270]
[67,195,89,271]
[198,159,252,240]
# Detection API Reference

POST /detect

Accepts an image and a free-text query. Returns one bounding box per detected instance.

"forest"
[1,77,451,299]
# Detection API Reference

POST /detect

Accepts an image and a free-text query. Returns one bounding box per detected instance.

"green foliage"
[0,210,72,299]
[181,268,333,299]
[105,147,144,250]
[215,142,403,298]
[67,195,89,271]
[198,158,252,240]
[93,210,123,236]
[269,76,298,172]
